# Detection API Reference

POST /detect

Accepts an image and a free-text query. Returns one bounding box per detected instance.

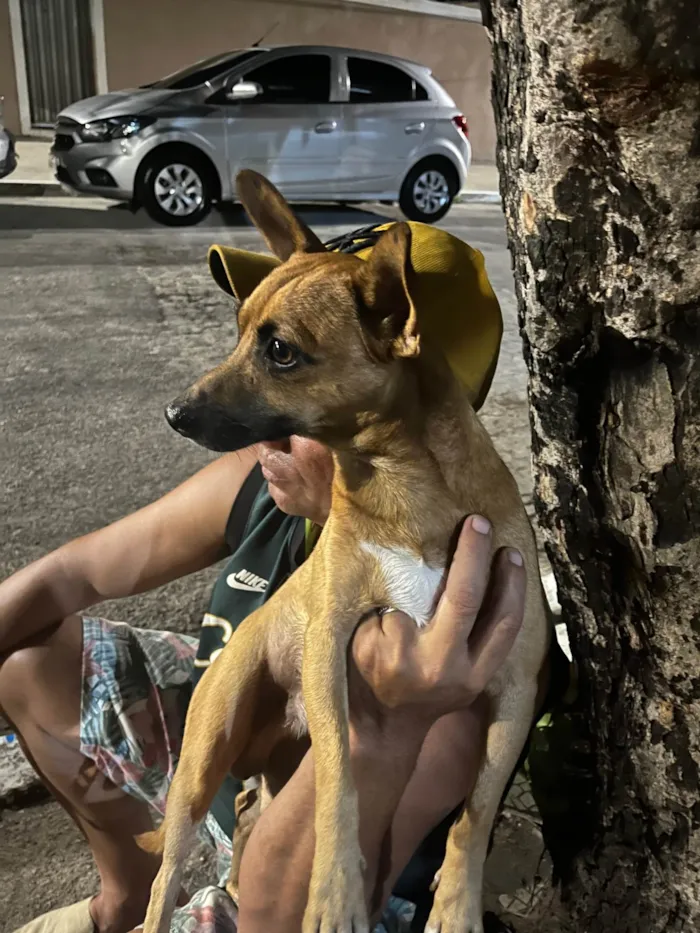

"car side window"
[347,57,429,103]
[241,54,331,104]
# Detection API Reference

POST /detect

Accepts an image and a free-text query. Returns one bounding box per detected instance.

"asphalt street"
[0,195,543,931]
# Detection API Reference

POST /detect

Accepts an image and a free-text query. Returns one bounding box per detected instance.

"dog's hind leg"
[141,614,267,933]
[425,682,538,933]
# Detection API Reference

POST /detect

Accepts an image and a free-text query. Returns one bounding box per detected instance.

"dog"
[139,170,550,933]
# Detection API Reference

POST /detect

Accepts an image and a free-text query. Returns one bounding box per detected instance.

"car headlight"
[79,116,156,142]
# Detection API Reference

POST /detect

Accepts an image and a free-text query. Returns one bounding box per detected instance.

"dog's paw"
[425,911,483,933]
[302,860,368,933]
[425,875,483,933]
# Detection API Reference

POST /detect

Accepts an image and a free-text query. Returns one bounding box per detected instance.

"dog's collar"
[323,224,385,255]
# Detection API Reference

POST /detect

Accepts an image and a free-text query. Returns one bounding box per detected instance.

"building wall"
[103,0,496,160]
[0,0,496,161]
[0,0,20,133]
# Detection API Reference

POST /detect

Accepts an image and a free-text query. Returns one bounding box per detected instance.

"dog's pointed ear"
[356,223,419,359]
[236,170,326,261]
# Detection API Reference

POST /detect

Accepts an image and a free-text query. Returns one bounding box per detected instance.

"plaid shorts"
[80,616,416,933]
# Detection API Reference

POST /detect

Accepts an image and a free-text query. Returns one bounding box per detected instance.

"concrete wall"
[103,0,496,160]
[0,0,20,134]
[0,0,496,160]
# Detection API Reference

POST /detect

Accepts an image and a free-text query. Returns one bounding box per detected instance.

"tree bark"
[480,1,700,930]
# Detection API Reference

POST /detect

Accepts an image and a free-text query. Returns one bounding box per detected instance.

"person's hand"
[349,515,526,736]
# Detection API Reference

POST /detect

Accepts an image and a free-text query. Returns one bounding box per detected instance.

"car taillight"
[452,114,469,139]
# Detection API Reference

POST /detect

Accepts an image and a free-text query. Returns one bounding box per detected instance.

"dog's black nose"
[165,400,200,438]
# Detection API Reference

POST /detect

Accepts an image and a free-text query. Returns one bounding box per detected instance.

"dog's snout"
[164,391,248,452]
[165,386,290,453]
[165,398,203,438]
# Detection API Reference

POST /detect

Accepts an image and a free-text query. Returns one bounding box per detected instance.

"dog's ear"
[236,170,326,261]
[356,223,419,359]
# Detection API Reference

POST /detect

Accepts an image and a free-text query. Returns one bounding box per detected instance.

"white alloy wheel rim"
[154,163,204,216]
[412,169,450,214]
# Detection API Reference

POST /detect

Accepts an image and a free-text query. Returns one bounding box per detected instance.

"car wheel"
[399,159,458,223]
[141,152,213,226]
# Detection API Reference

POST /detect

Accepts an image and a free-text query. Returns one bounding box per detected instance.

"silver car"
[50,45,471,226]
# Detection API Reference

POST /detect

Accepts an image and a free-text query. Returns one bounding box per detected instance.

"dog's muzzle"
[165,394,304,452]
[165,397,255,452]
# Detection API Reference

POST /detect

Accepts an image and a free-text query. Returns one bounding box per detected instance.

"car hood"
[58,88,183,123]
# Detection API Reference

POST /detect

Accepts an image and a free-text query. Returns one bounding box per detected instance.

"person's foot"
[88,892,149,933]
[89,886,192,933]
[14,898,95,933]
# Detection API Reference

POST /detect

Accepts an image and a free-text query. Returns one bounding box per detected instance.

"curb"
[457,189,502,204]
[0,180,71,197]
[0,182,504,203]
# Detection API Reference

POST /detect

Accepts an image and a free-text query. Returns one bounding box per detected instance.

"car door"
[224,51,341,197]
[335,56,432,197]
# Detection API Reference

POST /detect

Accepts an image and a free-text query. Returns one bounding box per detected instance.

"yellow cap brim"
[208,245,280,302]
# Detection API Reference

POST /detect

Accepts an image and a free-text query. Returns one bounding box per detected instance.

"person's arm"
[0,448,258,654]
[237,516,526,933]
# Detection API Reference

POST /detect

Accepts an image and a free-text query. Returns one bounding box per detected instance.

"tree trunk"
[480,1,700,930]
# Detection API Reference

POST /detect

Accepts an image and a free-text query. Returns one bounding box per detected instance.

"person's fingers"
[351,610,383,672]
[432,515,493,640]
[468,547,526,688]
[376,609,414,643]
[352,609,416,680]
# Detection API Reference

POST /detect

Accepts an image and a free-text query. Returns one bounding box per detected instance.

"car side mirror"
[225,80,262,102]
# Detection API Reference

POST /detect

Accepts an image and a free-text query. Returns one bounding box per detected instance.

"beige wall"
[0,0,21,134]
[104,0,496,160]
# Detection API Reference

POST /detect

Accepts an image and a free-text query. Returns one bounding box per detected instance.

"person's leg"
[0,616,181,933]
[234,704,486,933]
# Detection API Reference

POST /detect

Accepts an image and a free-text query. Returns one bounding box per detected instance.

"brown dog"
[140,171,550,933]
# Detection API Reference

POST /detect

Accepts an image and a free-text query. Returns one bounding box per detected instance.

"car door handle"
[405,121,425,134]
[314,120,337,134]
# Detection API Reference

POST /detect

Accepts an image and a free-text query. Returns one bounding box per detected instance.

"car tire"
[140,150,214,226]
[399,158,458,223]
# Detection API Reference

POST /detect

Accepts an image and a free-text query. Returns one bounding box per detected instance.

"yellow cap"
[207,221,502,412]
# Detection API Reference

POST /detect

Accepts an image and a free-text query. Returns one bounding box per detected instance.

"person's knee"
[0,643,43,719]
[0,615,83,724]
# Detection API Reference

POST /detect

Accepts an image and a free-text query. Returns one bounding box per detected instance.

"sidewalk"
[0,138,501,198]
[1,138,54,183]
[461,160,500,198]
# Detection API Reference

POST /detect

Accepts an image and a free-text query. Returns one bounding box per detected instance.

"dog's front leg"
[141,612,267,933]
[227,782,262,901]
[425,682,538,933]
[302,611,368,933]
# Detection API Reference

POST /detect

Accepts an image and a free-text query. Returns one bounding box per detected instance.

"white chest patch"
[360,541,444,628]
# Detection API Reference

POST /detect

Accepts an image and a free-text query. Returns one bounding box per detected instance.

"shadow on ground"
[0,199,397,232]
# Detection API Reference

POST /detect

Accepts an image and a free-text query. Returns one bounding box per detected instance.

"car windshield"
[146,50,263,90]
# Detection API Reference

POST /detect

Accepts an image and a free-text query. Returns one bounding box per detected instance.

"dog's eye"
[267,338,298,368]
